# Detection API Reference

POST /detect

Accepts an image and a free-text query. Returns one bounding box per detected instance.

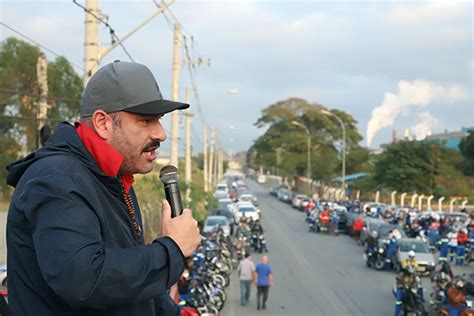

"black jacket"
[6,123,185,315]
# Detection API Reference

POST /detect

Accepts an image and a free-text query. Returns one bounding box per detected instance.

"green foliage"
[374,141,438,193]
[47,56,82,121]
[459,131,474,176]
[0,37,82,198]
[248,97,367,184]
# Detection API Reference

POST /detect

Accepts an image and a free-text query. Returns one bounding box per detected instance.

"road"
[220,180,471,316]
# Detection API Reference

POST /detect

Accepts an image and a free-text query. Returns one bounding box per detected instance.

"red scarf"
[75,122,134,192]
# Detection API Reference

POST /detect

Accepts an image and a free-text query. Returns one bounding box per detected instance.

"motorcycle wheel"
[204,304,219,316]
[411,303,427,316]
[375,258,385,270]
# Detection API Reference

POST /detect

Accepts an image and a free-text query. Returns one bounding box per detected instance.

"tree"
[373,141,440,193]
[248,97,367,185]
[459,131,474,176]
[0,37,82,198]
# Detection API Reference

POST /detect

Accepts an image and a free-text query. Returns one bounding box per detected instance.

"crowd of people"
[302,196,474,316]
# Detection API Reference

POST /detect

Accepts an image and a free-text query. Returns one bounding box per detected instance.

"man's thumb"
[162,199,172,221]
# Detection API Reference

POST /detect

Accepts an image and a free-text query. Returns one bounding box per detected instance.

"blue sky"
[1,0,472,155]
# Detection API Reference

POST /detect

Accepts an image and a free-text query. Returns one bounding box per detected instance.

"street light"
[291,120,311,195]
[320,109,346,196]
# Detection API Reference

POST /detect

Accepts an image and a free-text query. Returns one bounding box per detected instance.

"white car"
[234,203,260,222]
[202,216,231,236]
[218,198,235,214]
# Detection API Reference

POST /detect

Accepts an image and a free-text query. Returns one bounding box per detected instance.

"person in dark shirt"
[6,61,201,315]
[254,255,273,310]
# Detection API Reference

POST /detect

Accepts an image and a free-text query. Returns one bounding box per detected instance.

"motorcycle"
[256,234,268,253]
[363,246,386,271]
[392,283,426,316]
[434,275,474,316]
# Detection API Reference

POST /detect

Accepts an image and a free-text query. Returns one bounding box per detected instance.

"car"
[214,190,230,200]
[270,184,288,196]
[292,194,307,209]
[361,202,389,217]
[234,203,260,222]
[377,224,407,246]
[202,215,231,236]
[360,218,387,246]
[395,238,436,274]
[239,193,255,204]
[215,183,229,194]
[208,208,235,235]
[218,198,235,214]
[278,189,294,203]
[298,196,311,212]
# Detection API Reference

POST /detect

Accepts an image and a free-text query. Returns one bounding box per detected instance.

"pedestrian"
[438,232,449,265]
[5,61,201,315]
[237,253,256,306]
[456,228,468,266]
[254,255,273,310]
[447,229,458,262]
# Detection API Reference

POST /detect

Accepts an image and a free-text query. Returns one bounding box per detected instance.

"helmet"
[408,250,416,258]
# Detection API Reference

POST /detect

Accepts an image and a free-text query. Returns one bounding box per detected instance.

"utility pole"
[170,23,181,167]
[36,54,49,148]
[83,0,100,85]
[213,145,218,186]
[184,86,192,200]
[217,149,224,182]
[208,127,216,189]
[203,124,208,192]
[81,0,175,84]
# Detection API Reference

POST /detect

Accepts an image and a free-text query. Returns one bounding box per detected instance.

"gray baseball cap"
[80,60,189,117]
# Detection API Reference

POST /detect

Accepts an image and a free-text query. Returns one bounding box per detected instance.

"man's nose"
[151,120,167,141]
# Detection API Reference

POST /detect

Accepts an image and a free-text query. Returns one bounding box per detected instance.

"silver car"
[202,216,231,236]
[395,238,435,275]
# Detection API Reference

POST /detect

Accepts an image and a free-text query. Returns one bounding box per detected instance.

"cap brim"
[124,99,189,116]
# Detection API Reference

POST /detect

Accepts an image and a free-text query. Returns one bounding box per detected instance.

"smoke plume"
[366,80,466,147]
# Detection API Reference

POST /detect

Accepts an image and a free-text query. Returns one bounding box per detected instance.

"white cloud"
[366,80,467,147]
[410,112,438,140]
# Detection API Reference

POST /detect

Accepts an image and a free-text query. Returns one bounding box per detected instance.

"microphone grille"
[159,165,179,184]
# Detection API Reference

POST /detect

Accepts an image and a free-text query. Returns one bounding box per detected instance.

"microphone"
[159,165,184,218]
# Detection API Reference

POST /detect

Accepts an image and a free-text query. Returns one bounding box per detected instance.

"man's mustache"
[143,141,161,152]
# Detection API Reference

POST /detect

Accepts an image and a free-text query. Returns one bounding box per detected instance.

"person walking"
[254,255,273,310]
[237,253,255,306]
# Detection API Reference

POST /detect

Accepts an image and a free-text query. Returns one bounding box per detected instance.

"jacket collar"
[75,122,134,192]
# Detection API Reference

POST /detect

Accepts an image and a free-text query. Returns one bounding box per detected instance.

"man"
[6,61,201,315]
[456,228,468,266]
[385,230,398,270]
[394,251,423,316]
[237,253,255,306]
[330,209,340,235]
[447,228,458,262]
[438,231,450,265]
[254,255,273,311]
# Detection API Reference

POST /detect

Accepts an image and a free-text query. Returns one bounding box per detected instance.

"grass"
[0,200,10,212]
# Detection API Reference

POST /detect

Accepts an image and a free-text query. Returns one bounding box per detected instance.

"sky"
[1,0,473,156]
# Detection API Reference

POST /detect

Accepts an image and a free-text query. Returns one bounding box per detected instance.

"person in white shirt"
[237,253,256,306]
[447,230,458,262]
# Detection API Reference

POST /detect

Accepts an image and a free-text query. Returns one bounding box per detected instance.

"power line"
[72,0,135,63]
[0,87,80,103]
[0,21,85,72]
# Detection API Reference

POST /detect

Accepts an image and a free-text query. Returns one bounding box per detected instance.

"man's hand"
[161,200,200,257]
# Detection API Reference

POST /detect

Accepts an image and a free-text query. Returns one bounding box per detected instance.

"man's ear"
[91,110,113,140]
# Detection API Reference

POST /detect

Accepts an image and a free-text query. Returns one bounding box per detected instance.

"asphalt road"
[220,180,471,316]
